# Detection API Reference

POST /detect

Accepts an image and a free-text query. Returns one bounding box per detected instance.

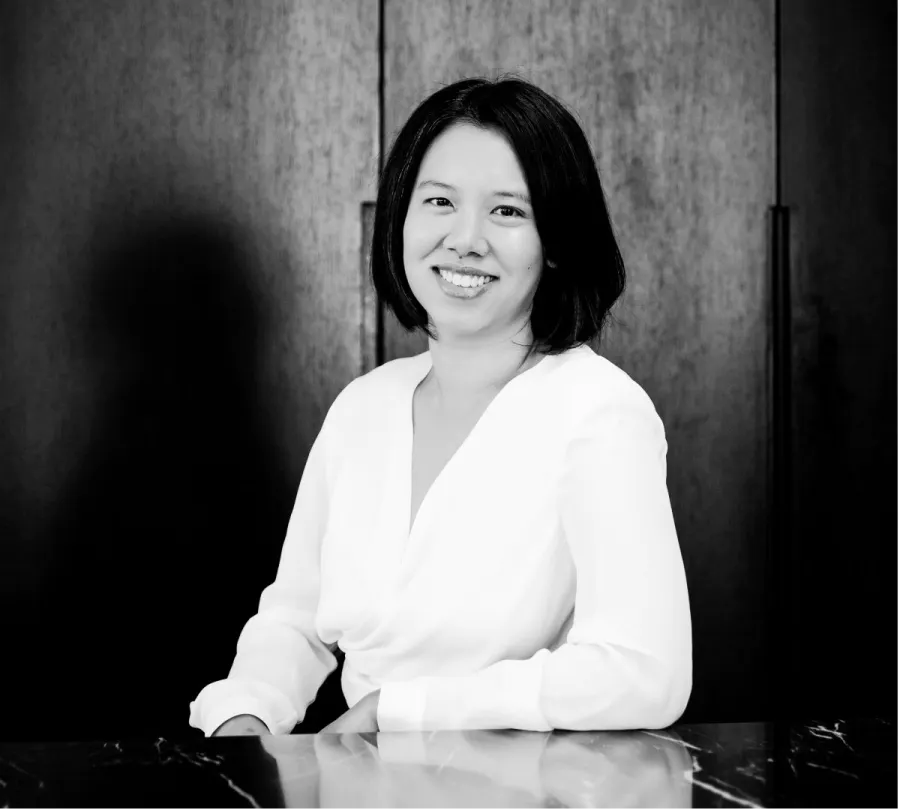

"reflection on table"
[0,717,894,807]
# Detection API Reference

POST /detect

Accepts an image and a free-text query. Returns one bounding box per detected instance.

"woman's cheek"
[411,216,444,253]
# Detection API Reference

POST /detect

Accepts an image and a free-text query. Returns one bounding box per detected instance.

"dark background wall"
[782,0,897,721]
[0,0,895,741]
[0,0,378,741]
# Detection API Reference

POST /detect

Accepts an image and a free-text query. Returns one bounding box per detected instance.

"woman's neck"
[424,328,540,408]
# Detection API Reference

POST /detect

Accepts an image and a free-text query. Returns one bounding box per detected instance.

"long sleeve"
[377,380,692,732]
[188,416,338,737]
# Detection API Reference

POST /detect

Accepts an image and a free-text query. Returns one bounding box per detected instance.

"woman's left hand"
[319,689,380,734]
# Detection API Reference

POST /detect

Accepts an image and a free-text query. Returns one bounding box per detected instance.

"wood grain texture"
[4,0,378,510]
[361,201,379,374]
[384,0,774,721]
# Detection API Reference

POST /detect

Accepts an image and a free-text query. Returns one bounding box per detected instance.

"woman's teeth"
[438,269,493,288]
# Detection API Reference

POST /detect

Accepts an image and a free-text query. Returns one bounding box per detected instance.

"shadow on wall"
[22,212,297,743]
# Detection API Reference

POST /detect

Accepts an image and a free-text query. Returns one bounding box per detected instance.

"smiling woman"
[372,78,625,355]
[403,125,543,330]
[189,77,693,738]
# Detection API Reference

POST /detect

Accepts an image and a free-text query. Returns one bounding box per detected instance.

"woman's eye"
[494,205,525,218]
[424,197,452,208]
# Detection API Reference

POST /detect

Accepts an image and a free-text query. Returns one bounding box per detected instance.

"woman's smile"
[433,265,498,298]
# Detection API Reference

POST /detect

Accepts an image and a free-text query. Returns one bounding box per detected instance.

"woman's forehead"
[417,124,528,190]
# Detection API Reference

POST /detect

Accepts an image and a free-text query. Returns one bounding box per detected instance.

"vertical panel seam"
[375,0,386,367]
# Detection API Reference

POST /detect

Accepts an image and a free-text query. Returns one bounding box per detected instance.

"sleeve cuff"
[189,679,300,736]
[377,679,428,731]
[377,651,554,732]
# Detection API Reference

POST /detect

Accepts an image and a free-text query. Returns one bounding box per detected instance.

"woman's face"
[402,123,544,343]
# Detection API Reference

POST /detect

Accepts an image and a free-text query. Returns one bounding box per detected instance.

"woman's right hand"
[212,714,272,737]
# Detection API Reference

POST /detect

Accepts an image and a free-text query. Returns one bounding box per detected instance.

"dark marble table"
[0,717,894,807]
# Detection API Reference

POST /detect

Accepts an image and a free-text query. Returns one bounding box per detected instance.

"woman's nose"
[443,212,488,256]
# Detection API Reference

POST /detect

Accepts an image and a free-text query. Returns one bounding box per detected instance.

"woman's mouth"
[432,266,497,299]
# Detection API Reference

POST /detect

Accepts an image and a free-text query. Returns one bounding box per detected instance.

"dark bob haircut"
[371,76,626,354]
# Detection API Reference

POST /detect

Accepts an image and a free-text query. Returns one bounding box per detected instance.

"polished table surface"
[0,716,894,807]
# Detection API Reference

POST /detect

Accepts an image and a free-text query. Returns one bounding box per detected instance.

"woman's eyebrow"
[416,180,454,192]
[493,190,531,205]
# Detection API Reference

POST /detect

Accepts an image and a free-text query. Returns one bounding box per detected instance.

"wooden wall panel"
[6,0,379,513]
[361,201,380,373]
[782,0,897,719]
[384,0,774,721]
[1,0,377,739]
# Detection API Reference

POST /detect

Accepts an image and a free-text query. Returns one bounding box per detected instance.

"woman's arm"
[189,415,338,737]
[536,388,692,729]
[376,383,692,732]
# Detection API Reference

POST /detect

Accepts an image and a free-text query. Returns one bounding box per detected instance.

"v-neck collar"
[402,349,553,542]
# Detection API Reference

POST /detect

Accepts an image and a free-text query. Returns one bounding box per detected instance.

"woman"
[189,77,692,737]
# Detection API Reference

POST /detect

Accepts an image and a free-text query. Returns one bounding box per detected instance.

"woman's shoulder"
[547,344,663,429]
[550,344,652,403]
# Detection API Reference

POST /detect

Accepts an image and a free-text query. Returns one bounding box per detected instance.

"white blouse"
[189,345,692,735]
